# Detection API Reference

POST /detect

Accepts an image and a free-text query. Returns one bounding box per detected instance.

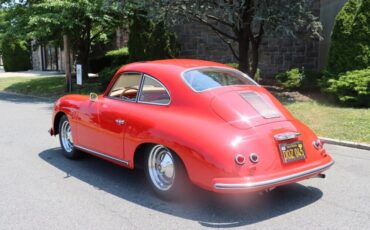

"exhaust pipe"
[315,173,326,179]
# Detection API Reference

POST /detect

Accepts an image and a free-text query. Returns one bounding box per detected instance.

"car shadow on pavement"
[39,148,323,228]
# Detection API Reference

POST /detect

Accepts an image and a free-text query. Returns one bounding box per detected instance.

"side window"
[108,73,142,101]
[138,75,170,105]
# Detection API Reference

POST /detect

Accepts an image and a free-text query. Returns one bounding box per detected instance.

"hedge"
[1,37,32,72]
[89,47,129,73]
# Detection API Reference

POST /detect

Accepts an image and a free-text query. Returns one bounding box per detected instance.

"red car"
[49,59,334,199]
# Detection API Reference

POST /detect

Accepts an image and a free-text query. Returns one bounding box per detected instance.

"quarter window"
[138,75,170,105]
[108,73,142,101]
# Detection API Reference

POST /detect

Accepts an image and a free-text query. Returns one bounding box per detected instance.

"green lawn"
[0,76,369,143]
[286,101,370,144]
[0,77,102,99]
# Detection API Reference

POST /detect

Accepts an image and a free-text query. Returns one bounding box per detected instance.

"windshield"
[183,67,257,92]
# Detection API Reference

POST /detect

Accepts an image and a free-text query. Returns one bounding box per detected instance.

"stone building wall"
[31,42,42,71]
[174,0,328,78]
[31,42,65,72]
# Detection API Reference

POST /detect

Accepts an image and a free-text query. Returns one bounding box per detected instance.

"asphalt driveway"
[0,92,369,229]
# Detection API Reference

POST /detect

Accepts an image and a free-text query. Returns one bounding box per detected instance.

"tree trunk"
[250,42,259,78]
[76,18,91,81]
[63,35,72,92]
[238,35,250,76]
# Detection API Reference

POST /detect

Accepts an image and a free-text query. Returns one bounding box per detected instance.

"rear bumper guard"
[214,160,334,190]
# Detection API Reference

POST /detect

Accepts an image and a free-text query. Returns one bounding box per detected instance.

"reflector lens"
[235,154,246,165]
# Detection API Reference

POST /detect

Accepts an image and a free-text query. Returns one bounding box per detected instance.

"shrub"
[275,68,304,90]
[1,37,32,72]
[301,70,321,91]
[105,47,129,66]
[89,56,114,73]
[106,47,129,57]
[98,65,120,90]
[328,0,370,74]
[326,68,370,107]
[89,47,129,73]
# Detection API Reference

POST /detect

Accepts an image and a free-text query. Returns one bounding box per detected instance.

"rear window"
[183,67,257,92]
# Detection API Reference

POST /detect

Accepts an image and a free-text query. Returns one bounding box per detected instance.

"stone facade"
[31,42,66,72]
[174,0,345,78]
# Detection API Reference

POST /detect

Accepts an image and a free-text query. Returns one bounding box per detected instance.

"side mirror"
[90,93,98,102]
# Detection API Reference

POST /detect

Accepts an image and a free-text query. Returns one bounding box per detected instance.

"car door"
[95,72,143,160]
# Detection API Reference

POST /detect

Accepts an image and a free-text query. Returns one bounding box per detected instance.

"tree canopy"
[139,0,322,77]
[328,0,370,74]
[1,0,128,78]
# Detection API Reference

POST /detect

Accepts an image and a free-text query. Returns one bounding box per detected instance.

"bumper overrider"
[213,160,334,191]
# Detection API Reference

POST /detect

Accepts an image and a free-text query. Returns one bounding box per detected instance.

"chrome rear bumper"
[214,160,334,190]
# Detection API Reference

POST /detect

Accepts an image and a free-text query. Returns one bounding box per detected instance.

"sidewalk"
[0,67,64,78]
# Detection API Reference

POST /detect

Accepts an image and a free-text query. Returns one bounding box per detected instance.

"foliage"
[106,47,129,57]
[1,0,128,79]
[300,70,321,91]
[127,10,151,62]
[127,10,179,62]
[225,63,239,69]
[328,0,370,74]
[325,68,370,107]
[276,68,321,91]
[146,21,180,60]
[98,65,120,90]
[90,47,129,73]
[275,68,304,90]
[1,36,31,71]
[106,47,129,66]
[138,0,322,77]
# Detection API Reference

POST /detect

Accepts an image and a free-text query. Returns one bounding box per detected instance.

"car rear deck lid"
[211,90,286,129]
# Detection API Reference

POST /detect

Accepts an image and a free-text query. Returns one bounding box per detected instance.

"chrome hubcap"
[61,120,74,152]
[148,145,175,191]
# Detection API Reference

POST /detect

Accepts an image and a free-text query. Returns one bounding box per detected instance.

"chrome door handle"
[115,119,125,125]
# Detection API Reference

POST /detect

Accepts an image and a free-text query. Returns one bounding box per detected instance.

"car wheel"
[58,115,80,159]
[144,144,189,200]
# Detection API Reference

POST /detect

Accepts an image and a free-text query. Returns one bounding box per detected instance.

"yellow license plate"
[279,141,306,163]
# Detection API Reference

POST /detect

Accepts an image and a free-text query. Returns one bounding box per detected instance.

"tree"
[139,0,322,78]
[1,0,127,80]
[127,10,179,62]
[127,10,151,62]
[1,35,32,71]
[328,0,370,74]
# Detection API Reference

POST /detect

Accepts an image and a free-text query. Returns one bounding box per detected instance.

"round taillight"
[249,153,259,163]
[235,154,247,165]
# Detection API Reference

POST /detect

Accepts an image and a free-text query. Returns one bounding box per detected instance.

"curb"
[320,137,370,151]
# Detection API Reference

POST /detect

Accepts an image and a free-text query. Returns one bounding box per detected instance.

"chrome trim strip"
[214,160,334,190]
[75,145,129,165]
[274,132,301,141]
